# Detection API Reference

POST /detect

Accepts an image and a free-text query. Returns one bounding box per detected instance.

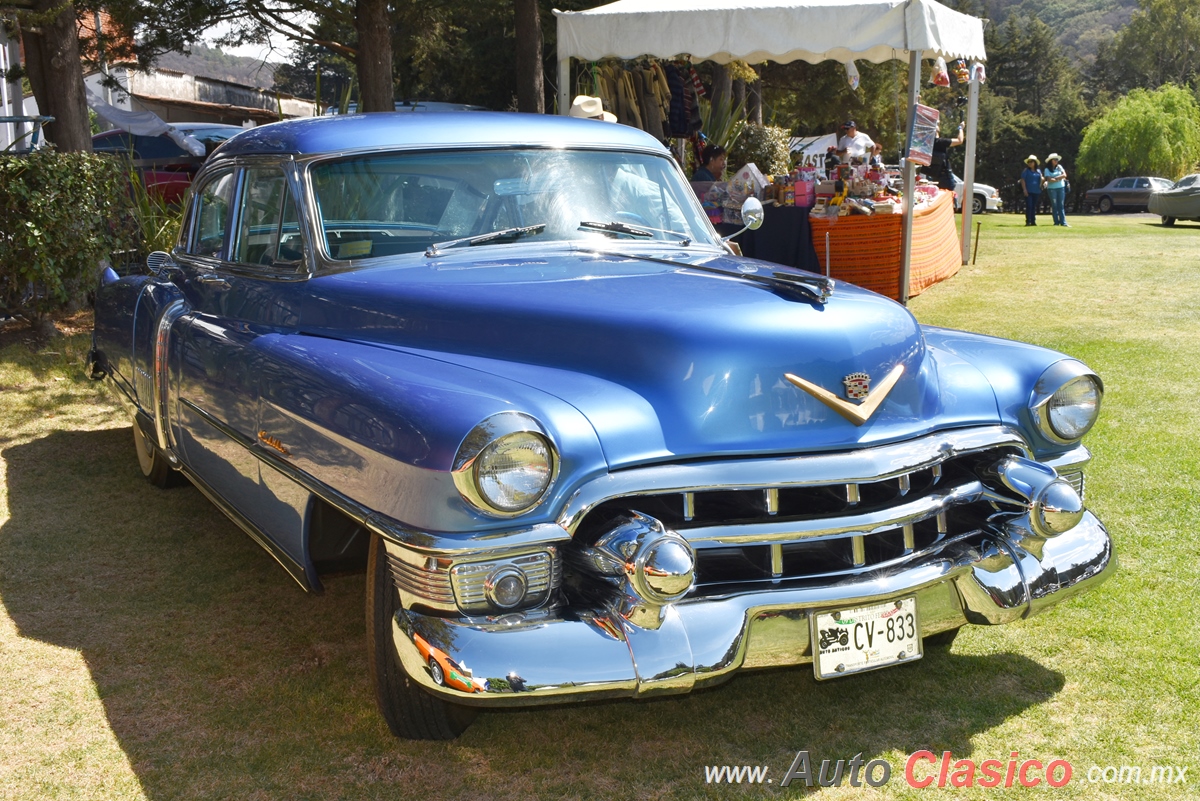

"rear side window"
[188,170,237,259]
[232,167,306,270]
[132,134,187,161]
[1116,179,1135,188]
[92,132,133,154]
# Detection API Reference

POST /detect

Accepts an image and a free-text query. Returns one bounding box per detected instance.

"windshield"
[308,148,717,261]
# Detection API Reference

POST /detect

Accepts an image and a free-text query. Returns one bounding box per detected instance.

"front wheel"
[132,421,182,488]
[366,533,478,740]
[1163,216,1176,227]
[1097,196,1113,213]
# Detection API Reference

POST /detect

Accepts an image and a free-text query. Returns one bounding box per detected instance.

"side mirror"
[741,197,765,230]
[146,251,171,274]
[721,197,766,243]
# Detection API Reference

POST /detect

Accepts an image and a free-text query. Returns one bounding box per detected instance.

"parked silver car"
[1148,174,1200,226]
[1085,176,1173,213]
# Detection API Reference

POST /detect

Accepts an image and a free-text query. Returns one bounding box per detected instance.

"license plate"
[811,597,921,679]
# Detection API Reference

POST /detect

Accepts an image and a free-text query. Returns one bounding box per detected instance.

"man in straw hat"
[1043,153,1069,226]
[568,95,617,123]
[1021,155,1043,226]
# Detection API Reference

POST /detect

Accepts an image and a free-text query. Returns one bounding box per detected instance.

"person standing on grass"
[1043,154,1069,227]
[1021,155,1043,226]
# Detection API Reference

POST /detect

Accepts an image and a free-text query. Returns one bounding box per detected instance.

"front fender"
[921,325,1091,457]
[253,334,609,533]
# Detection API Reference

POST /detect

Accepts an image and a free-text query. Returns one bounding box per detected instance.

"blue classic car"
[88,112,1113,740]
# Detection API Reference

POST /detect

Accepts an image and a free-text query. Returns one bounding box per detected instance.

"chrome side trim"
[559,426,1029,536]
[172,459,317,592]
[153,298,187,461]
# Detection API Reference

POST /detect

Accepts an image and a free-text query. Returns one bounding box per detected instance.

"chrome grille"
[569,438,1025,595]
[1059,469,1086,500]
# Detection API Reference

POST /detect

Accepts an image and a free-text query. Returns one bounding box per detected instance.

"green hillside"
[984,0,1138,62]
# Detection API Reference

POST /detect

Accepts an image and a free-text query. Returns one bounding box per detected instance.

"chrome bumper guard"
[391,511,1113,707]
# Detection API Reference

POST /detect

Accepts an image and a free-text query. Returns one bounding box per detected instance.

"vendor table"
[736,189,962,302]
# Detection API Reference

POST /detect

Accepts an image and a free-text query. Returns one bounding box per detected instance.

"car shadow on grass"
[1,427,1065,800]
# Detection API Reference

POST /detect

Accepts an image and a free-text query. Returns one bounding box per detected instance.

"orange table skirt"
[808,190,962,301]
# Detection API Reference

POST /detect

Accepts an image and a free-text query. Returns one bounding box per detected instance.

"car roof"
[212,112,667,159]
[92,122,243,139]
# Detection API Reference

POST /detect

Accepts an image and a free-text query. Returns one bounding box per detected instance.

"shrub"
[729,124,793,176]
[0,149,137,319]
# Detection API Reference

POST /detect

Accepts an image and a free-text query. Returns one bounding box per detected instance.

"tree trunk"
[515,0,544,113]
[355,0,394,112]
[710,64,732,111]
[749,65,762,125]
[21,0,91,152]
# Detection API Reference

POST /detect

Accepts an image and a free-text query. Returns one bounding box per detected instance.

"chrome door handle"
[196,273,231,291]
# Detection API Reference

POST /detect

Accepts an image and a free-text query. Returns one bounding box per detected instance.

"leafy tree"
[1076,83,1200,181]
[1088,0,1200,95]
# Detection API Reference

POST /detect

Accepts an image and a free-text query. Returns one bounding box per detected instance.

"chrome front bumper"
[391,511,1113,706]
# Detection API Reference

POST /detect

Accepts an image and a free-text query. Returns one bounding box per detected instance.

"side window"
[1135,178,1149,188]
[232,167,307,270]
[1116,178,1135,189]
[133,134,187,161]
[188,170,237,259]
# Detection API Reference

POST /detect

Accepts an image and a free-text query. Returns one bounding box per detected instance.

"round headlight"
[475,431,554,512]
[1046,375,1102,441]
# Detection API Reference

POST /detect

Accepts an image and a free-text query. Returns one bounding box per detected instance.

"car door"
[1111,178,1135,206]
[1130,177,1152,207]
[171,160,318,586]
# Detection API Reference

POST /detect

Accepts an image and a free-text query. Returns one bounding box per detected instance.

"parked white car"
[952,174,1003,214]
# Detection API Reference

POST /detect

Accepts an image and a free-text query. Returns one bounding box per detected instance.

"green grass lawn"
[1,212,1197,799]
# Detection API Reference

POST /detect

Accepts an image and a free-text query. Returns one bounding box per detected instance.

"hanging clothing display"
[580,58,699,142]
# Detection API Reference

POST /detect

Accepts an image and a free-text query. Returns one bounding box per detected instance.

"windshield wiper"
[579,220,692,246]
[585,248,833,305]
[425,224,546,257]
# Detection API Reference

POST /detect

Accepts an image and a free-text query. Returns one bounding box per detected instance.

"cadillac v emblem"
[843,372,870,400]
[784,364,905,426]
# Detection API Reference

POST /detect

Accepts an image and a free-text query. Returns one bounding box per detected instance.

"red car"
[92,123,242,204]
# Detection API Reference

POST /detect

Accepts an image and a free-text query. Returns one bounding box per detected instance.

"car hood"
[298,244,1001,466]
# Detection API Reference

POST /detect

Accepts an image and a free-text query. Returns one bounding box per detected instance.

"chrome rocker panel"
[391,511,1113,707]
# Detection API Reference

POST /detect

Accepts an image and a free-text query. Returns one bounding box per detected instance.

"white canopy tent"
[554,0,988,302]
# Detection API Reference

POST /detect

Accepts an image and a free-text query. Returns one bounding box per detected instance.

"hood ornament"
[785,364,905,426]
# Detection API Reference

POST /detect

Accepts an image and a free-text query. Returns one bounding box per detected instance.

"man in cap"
[836,120,875,163]
[1021,155,1043,226]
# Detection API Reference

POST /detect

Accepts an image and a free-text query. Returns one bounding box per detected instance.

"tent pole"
[558,58,571,115]
[960,73,980,263]
[899,49,920,306]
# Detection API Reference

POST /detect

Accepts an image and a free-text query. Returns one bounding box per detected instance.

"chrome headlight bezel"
[452,412,559,517]
[1030,361,1103,444]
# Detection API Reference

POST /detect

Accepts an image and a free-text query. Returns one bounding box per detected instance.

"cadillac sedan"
[88,112,1113,739]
